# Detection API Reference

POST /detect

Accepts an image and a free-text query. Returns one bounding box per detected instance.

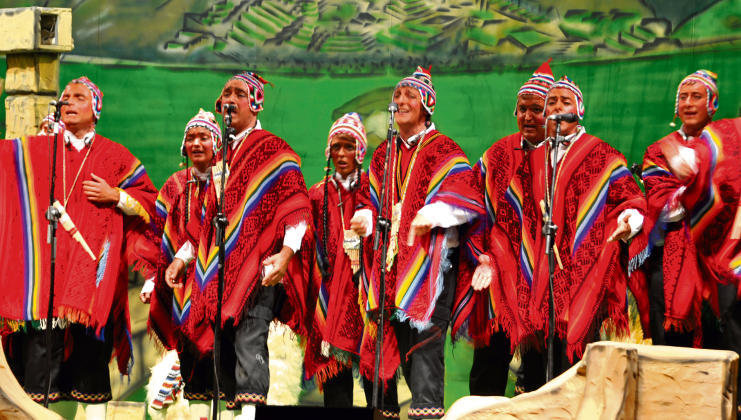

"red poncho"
[641,118,741,342]
[441,132,647,360]
[148,168,209,350]
[303,173,367,386]
[356,130,472,382]
[183,129,315,355]
[0,134,158,374]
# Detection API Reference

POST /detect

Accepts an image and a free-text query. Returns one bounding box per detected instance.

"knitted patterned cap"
[67,76,103,122]
[326,112,367,164]
[675,69,719,117]
[514,58,555,116]
[546,75,585,120]
[395,66,436,116]
[216,71,272,113]
[181,108,221,156]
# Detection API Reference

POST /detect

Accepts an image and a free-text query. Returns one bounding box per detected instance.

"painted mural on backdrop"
[6,0,740,149]
[6,0,740,70]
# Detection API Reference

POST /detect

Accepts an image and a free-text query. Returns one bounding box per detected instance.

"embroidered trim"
[27,391,62,403]
[378,409,401,418]
[234,392,266,405]
[408,406,445,418]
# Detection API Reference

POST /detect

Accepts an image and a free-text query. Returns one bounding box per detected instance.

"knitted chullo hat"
[325,112,367,165]
[675,69,719,117]
[215,71,272,113]
[514,58,555,116]
[395,66,436,116]
[546,75,585,120]
[181,108,221,156]
[67,76,103,122]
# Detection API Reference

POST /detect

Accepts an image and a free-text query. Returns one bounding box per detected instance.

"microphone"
[547,113,578,122]
[222,103,236,113]
[388,102,398,113]
[50,100,69,107]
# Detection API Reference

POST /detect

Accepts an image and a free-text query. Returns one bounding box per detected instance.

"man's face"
[545,87,579,136]
[184,126,214,169]
[60,83,95,129]
[218,79,258,131]
[677,82,711,132]
[393,86,427,128]
[516,94,546,143]
[329,134,358,177]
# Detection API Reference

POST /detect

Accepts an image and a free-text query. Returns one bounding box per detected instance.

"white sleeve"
[283,221,308,253]
[660,186,687,223]
[617,208,644,241]
[174,241,195,264]
[417,201,477,228]
[353,209,374,238]
[140,278,155,295]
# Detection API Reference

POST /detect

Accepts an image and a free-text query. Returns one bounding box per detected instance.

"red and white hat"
[395,66,436,116]
[514,58,554,115]
[325,112,367,164]
[546,75,585,120]
[181,109,221,156]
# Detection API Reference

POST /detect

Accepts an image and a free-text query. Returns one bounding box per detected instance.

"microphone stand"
[371,103,397,411]
[542,116,566,382]
[212,106,234,420]
[43,103,64,407]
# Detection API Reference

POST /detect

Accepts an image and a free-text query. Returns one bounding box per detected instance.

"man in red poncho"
[411,60,556,396]
[0,76,158,419]
[423,74,649,391]
[641,70,741,411]
[165,72,314,416]
[350,66,473,419]
[143,109,220,414]
[303,112,370,407]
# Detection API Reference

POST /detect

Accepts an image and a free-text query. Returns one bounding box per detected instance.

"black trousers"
[647,247,741,406]
[517,334,575,393]
[7,322,114,404]
[179,284,284,409]
[233,284,284,405]
[393,248,457,419]
[469,330,513,396]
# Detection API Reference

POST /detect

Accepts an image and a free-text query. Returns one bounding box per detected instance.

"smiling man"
[350,66,472,419]
[412,60,555,397]
[641,70,741,412]
[164,72,314,416]
[0,76,158,419]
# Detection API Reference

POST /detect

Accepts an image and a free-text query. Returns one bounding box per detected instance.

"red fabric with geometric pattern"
[303,173,367,386]
[182,129,315,355]
[642,118,741,341]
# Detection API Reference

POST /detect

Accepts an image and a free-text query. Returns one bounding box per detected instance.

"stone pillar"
[0,7,73,138]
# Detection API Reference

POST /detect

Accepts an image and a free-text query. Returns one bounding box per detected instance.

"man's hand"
[139,279,154,303]
[608,213,632,242]
[82,173,120,204]
[350,214,369,237]
[262,246,294,286]
[407,213,432,246]
[472,254,493,291]
[165,258,186,289]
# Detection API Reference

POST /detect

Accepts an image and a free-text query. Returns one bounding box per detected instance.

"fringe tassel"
[57,306,92,327]
[314,358,351,391]
[628,243,652,275]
